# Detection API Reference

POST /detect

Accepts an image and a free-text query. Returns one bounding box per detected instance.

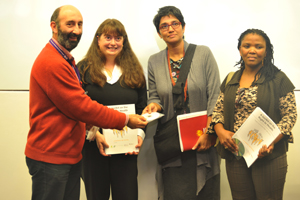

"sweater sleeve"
[33,48,126,130]
[277,91,297,143]
[147,55,164,110]
[207,73,231,135]
[276,72,297,142]
[203,46,221,115]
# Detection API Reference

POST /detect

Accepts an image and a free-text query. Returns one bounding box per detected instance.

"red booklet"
[177,111,214,152]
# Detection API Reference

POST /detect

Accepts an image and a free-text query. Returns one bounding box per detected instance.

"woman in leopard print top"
[209,29,297,200]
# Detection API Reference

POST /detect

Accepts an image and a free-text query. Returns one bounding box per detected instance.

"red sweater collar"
[50,37,74,61]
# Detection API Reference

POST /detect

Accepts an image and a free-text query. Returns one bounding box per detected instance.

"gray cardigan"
[147,40,221,194]
[148,41,220,123]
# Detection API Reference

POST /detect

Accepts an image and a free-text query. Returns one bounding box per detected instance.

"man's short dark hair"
[50,7,61,26]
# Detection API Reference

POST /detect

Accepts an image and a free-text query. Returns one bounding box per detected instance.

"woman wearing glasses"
[142,6,221,200]
[78,19,147,200]
[209,29,297,200]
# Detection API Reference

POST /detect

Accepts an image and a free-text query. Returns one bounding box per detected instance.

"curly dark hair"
[78,19,145,88]
[153,6,186,34]
[235,28,280,84]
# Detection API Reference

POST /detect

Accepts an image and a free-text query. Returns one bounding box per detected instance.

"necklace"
[167,47,188,101]
[167,48,185,86]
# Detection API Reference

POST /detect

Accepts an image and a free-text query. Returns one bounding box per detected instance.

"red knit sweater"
[25,43,126,164]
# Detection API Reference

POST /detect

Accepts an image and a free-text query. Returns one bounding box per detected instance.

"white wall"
[1,0,300,199]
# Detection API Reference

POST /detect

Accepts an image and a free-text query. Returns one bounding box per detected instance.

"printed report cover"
[103,104,138,155]
[232,107,281,167]
[177,111,208,152]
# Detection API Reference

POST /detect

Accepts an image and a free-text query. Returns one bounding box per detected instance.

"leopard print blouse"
[211,86,296,143]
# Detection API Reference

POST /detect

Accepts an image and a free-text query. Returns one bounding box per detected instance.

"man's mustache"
[67,33,81,41]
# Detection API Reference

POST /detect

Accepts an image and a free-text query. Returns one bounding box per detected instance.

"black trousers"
[81,140,138,200]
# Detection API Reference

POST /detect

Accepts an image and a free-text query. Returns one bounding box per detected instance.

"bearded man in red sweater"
[25,5,147,200]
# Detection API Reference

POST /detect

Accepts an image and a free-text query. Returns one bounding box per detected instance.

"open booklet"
[102,104,139,155]
[232,107,281,167]
[177,111,209,152]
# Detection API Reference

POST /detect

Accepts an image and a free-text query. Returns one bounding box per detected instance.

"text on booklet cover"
[103,104,139,155]
[232,107,281,167]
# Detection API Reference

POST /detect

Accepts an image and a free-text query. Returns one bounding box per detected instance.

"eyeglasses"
[159,21,181,31]
[97,34,123,42]
[235,88,245,109]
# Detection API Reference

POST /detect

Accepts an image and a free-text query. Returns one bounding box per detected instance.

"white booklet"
[232,107,280,167]
[103,104,138,155]
[142,112,164,122]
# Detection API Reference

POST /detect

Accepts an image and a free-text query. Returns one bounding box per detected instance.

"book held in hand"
[232,107,281,167]
[142,112,164,122]
[102,104,139,155]
[177,111,208,152]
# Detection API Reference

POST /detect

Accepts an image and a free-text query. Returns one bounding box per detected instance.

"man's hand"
[127,114,148,129]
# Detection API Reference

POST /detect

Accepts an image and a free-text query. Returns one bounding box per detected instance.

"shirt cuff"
[137,129,145,140]
[125,114,129,126]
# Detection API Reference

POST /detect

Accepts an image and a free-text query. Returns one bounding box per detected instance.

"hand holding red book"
[177,111,215,152]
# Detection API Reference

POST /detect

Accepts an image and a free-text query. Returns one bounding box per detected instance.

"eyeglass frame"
[159,21,182,31]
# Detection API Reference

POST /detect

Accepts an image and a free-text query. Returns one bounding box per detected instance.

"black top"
[78,62,147,116]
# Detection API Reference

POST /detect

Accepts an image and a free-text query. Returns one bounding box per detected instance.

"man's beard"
[57,27,81,52]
